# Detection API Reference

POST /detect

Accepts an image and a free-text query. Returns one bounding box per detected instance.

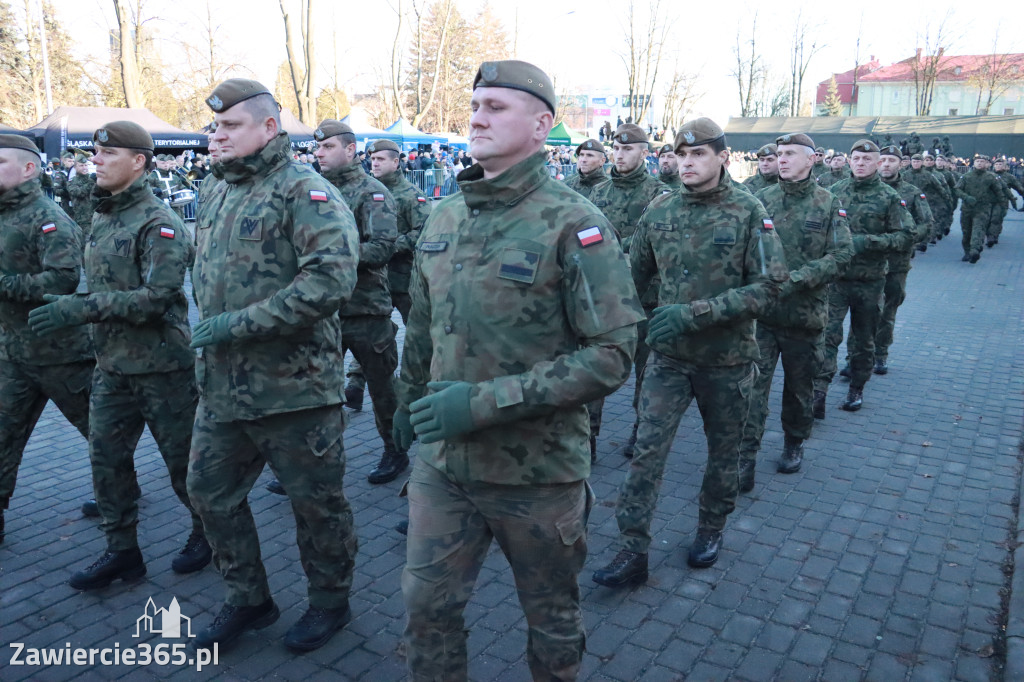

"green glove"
[27,294,88,336]
[0,275,18,301]
[393,407,415,451]
[409,381,476,444]
[647,304,697,345]
[190,312,237,348]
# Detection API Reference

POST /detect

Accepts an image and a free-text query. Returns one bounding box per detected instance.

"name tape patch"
[577,226,603,247]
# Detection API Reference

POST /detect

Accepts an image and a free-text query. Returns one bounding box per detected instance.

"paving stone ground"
[1,210,1022,682]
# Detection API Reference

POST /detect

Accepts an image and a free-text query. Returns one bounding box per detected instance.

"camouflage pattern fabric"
[817,279,885,392]
[617,353,756,545]
[376,168,431,317]
[659,170,681,188]
[564,166,608,201]
[956,169,1005,257]
[402,457,592,681]
[90,367,200,551]
[993,171,1022,241]
[589,162,669,253]
[341,316,400,450]
[873,271,907,365]
[191,133,359,422]
[51,168,72,213]
[903,167,950,242]
[817,168,850,188]
[67,172,97,235]
[742,171,777,193]
[187,403,356,609]
[882,178,933,274]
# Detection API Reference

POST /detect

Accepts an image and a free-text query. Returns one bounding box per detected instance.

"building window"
[1005,108,1015,115]
[954,66,962,75]
[891,90,900,103]
[948,108,958,116]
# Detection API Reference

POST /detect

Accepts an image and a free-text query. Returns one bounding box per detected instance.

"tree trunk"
[113,0,143,107]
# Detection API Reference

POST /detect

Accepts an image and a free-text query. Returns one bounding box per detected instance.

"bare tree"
[620,0,667,124]
[400,0,455,129]
[661,66,702,133]
[787,10,824,116]
[968,31,1024,115]
[732,12,764,117]
[278,0,317,124]
[909,11,959,116]
[112,0,143,107]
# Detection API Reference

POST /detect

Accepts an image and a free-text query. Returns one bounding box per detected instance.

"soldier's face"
[0,149,37,193]
[850,151,879,178]
[658,151,678,174]
[611,141,646,173]
[924,157,935,168]
[62,158,74,169]
[577,150,604,174]
[776,145,814,181]
[878,155,901,179]
[75,161,89,174]
[93,144,146,194]
[757,154,778,176]
[814,152,824,163]
[829,156,846,170]
[370,151,400,177]
[676,144,727,191]
[469,88,552,177]
[210,104,277,164]
[900,158,910,169]
[911,159,922,169]
[973,158,987,170]
[313,137,355,172]
[994,161,1006,172]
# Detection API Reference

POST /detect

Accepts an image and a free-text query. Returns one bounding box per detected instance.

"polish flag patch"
[838,209,847,218]
[920,193,927,199]
[310,190,328,202]
[159,227,175,239]
[900,199,907,207]
[416,196,427,203]
[762,218,774,230]
[372,193,385,202]
[577,226,603,247]
[40,222,56,234]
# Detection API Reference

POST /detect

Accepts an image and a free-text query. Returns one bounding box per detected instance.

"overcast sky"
[52,0,1024,124]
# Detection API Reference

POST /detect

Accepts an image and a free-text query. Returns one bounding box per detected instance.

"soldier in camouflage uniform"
[906,132,924,156]
[657,143,680,187]
[742,143,779,193]
[564,139,608,200]
[956,156,1006,262]
[0,135,94,545]
[990,157,1022,246]
[904,153,951,246]
[813,140,915,414]
[874,145,933,375]
[593,118,789,587]
[811,147,828,179]
[149,155,189,221]
[185,79,361,652]
[51,151,73,213]
[66,150,97,236]
[737,133,853,491]
[588,123,670,459]
[817,152,850,188]
[342,139,432,416]
[921,154,953,242]
[935,155,960,236]
[308,120,406,486]
[28,122,209,589]
[395,60,643,681]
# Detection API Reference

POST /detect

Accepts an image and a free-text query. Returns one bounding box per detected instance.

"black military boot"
[873,359,888,375]
[195,598,280,651]
[395,519,409,536]
[961,254,970,262]
[738,459,755,493]
[592,549,648,587]
[344,384,363,411]
[687,530,723,568]
[171,530,212,574]
[69,547,146,590]
[812,390,827,420]
[969,253,980,264]
[82,471,142,518]
[265,478,287,496]
[284,603,351,652]
[841,387,864,412]
[622,422,638,459]
[367,448,409,484]
[777,435,804,474]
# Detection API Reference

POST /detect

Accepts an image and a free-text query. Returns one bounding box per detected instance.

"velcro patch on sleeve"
[310,190,328,202]
[40,222,57,234]
[920,193,927,199]
[576,226,603,247]
[159,227,175,239]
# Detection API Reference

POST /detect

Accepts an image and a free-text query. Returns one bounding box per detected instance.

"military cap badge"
[96,129,109,143]
[206,95,223,111]
[683,131,695,144]
[314,128,325,141]
[482,62,498,82]
[367,142,376,152]
[780,135,791,143]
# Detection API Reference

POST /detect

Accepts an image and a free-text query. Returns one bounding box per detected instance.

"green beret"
[658,144,674,155]
[975,154,991,161]
[879,145,902,158]
[206,78,272,113]
[0,133,41,158]
[612,123,648,145]
[366,139,400,154]
[313,119,354,142]
[94,121,154,152]
[472,60,555,115]
[576,139,605,155]
[911,153,923,161]
[850,139,879,154]
[60,150,73,160]
[814,146,825,154]
[994,156,1007,163]
[674,117,724,150]
[756,143,778,158]
[775,133,815,149]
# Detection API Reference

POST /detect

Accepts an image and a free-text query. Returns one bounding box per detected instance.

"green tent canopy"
[546,121,589,147]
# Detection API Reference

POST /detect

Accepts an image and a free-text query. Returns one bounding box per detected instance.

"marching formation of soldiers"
[1,57,1022,681]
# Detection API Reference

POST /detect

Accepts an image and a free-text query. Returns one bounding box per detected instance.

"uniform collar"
[582,166,609,185]
[211,133,292,184]
[93,174,152,214]
[852,172,881,189]
[377,169,402,188]
[679,167,731,202]
[779,173,815,196]
[322,160,365,186]
[0,180,42,211]
[457,152,549,210]
[609,161,651,187]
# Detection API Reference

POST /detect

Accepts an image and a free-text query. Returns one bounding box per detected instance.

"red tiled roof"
[815,60,882,105]
[859,53,1024,83]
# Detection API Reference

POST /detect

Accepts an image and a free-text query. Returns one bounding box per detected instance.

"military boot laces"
[778,437,804,474]
[171,530,212,574]
[68,547,146,590]
[284,604,352,652]
[367,448,409,485]
[592,549,648,587]
[195,599,280,651]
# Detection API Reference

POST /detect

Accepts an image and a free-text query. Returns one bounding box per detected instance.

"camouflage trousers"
[340,316,400,451]
[586,310,651,438]
[991,205,1009,240]
[739,325,822,466]
[616,352,755,549]
[815,279,884,393]
[345,301,408,393]
[961,205,996,256]
[402,458,592,681]
[0,360,93,507]
[929,200,950,241]
[874,270,909,363]
[90,368,201,551]
[187,403,356,609]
